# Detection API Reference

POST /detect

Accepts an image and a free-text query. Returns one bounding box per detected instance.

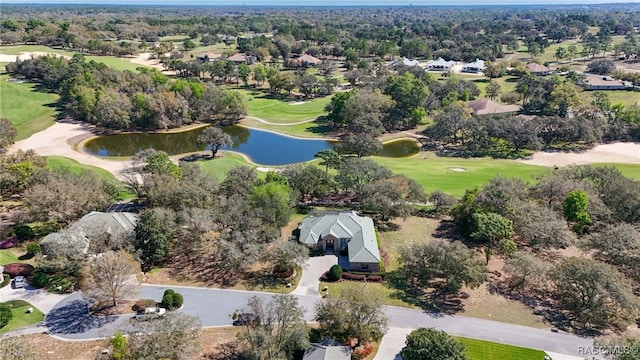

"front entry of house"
[326,238,334,250]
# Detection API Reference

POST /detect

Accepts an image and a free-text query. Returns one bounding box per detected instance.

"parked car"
[232,313,257,326]
[134,306,166,321]
[13,276,26,288]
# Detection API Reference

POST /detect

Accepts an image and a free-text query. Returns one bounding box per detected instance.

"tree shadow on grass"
[46,299,117,335]
[169,252,242,288]
[385,270,465,315]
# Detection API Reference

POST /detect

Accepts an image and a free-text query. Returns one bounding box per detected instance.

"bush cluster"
[162,289,184,310]
[327,264,343,281]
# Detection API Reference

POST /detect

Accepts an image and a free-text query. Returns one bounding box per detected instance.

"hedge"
[0,274,9,288]
[3,263,34,277]
[30,272,49,288]
[133,299,157,312]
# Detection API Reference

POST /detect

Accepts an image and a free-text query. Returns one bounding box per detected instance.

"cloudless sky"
[1,0,638,5]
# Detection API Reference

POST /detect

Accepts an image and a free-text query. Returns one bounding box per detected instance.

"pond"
[83,126,420,166]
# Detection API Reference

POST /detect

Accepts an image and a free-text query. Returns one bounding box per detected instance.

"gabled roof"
[427,57,455,68]
[468,98,521,115]
[303,344,351,360]
[463,58,485,69]
[297,54,322,64]
[227,53,247,62]
[526,63,549,73]
[41,212,139,255]
[298,212,380,264]
[196,52,221,61]
[395,57,420,67]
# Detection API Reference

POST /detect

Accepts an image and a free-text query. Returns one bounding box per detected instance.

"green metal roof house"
[298,211,381,272]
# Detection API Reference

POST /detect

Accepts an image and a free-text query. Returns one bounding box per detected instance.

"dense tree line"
[6,55,246,130]
[1,4,637,65]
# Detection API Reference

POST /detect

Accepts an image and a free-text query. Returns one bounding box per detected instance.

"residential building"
[292,54,322,67]
[195,52,221,62]
[394,57,420,67]
[227,53,256,65]
[41,212,138,256]
[298,211,381,272]
[426,57,455,71]
[302,344,351,360]
[462,58,486,73]
[468,98,521,115]
[584,74,627,90]
[526,63,551,76]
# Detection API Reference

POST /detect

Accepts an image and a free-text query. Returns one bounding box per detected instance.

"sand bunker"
[0,51,70,63]
[521,142,640,167]
[290,101,307,105]
[449,167,467,172]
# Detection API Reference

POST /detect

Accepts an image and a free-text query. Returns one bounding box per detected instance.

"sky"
[1,0,638,5]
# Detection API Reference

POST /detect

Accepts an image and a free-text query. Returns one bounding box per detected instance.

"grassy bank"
[45,156,119,183]
[0,300,44,334]
[458,337,547,360]
[0,72,58,140]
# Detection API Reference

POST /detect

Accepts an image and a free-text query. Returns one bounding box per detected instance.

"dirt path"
[520,142,640,167]
[9,121,133,181]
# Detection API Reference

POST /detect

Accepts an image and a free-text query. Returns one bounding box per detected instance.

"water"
[83,125,420,165]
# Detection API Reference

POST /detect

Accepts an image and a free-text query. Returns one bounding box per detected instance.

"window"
[361,264,369,270]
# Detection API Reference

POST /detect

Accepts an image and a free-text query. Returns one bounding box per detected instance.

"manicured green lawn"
[46,156,119,183]
[198,152,258,180]
[587,90,639,107]
[0,72,58,140]
[0,301,44,334]
[0,249,19,266]
[371,153,548,197]
[458,337,547,360]
[319,281,416,308]
[593,163,640,180]
[240,117,330,139]
[235,88,331,123]
[84,55,149,72]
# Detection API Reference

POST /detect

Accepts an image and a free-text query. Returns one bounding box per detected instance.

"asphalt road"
[45,284,593,356]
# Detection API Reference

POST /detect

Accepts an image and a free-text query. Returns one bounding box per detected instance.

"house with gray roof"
[427,57,455,71]
[462,58,486,73]
[394,57,420,67]
[41,212,138,256]
[298,211,381,272]
[302,344,351,360]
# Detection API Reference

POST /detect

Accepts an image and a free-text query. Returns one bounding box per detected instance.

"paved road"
[44,284,593,356]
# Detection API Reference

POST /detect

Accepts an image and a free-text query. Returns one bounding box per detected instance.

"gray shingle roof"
[298,212,380,264]
[303,344,351,360]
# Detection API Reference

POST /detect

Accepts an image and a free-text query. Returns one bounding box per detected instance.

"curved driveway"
[45,284,592,356]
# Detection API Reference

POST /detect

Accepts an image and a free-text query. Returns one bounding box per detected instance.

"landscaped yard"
[319,280,416,308]
[0,300,44,334]
[0,72,58,140]
[0,45,73,57]
[84,55,150,72]
[458,337,547,360]
[0,249,20,265]
[234,88,331,123]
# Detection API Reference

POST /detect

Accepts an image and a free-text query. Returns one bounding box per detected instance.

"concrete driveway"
[0,283,69,314]
[291,255,337,297]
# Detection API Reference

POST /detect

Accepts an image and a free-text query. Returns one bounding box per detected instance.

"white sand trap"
[521,142,640,167]
[0,51,70,63]
[290,101,307,105]
[256,166,278,172]
[449,167,467,172]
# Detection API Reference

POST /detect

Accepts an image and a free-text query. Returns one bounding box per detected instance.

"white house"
[426,57,455,71]
[394,57,420,67]
[462,59,486,73]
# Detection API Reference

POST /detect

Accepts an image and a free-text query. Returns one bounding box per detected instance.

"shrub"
[13,225,34,240]
[0,303,13,328]
[0,274,9,288]
[327,265,343,282]
[3,263,34,277]
[162,289,184,310]
[367,275,383,282]
[30,272,49,288]
[26,242,41,255]
[342,272,366,281]
[132,299,157,312]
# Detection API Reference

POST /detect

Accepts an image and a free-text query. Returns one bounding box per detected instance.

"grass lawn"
[371,153,548,197]
[198,152,258,180]
[240,117,330,138]
[592,163,640,180]
[46,156,119,183]
[84,55,149,72]
[235,88,331,123]
[0,300,44,334]
[586,90,639,107]
[458,337,547,360]
[319,280,416,308]
[0,249,20,265]
[0,72,58,140]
